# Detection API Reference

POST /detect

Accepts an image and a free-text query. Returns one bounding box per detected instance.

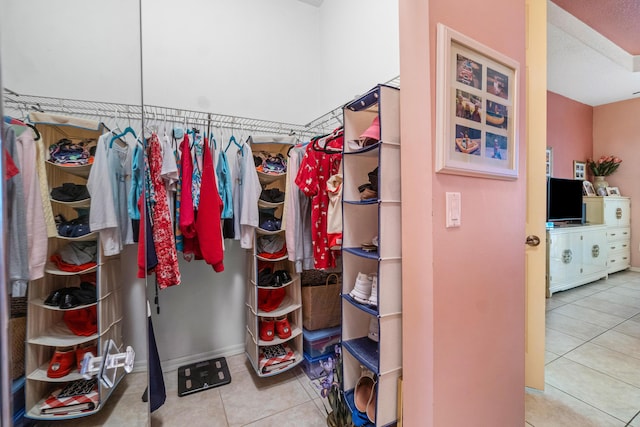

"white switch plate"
[446,192,461,228]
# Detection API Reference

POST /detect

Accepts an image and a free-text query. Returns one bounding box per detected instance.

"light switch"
[446,192,461,228]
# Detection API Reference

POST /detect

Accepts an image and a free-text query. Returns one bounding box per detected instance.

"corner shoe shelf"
[341,84,402,427]
[24,116,125,421]
[245,136,303,377]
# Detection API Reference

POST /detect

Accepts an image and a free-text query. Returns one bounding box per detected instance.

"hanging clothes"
[148,133,181,289]
[284,144,314,272]
[216,148,233,220]
[191,132,204,209]
[295,128,343,270]
[194,138,225,271]
[87,133,133,256]
[16,128,47,280]
[4,127,29,297]
[33,130,58,237]
[231,141,261,249]
[179,133,196,256]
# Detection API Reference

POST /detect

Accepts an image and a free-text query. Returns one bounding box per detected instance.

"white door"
[525,0,547,390]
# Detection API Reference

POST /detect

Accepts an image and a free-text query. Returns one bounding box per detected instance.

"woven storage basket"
[11,296,27,317]
[302,273,342,331]
[10,316,26,380]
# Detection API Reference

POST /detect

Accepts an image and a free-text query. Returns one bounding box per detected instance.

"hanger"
[110,126,136,148]
[224,134,244,155]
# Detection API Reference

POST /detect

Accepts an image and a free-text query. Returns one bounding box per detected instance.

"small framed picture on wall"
[573,160,586,180]
[546,148,552,177]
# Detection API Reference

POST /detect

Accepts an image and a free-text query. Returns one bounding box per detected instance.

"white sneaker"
[350,272,373,304]
[368,317,379,342]
[367,274,378,307]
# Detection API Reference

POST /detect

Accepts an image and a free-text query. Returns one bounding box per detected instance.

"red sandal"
[259,318,275,341]
[47,346,76,378]
[275,316,292,339]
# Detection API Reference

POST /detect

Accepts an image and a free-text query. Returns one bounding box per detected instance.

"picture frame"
[573,160,586,180]
[435,23,520,180]
[583,180,595,196]
[597,187,608,197]
[546,148,553,178]
[606,186,620,196]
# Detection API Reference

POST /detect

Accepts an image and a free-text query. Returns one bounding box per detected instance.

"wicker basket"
[11,296,27,318]
[10,316,26,380]
[302,273,342,331]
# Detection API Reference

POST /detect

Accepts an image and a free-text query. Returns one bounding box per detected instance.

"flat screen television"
[547,177,584,223]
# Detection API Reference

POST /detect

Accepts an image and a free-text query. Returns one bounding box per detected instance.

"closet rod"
[303,75,401,130]
[2,90,328,138]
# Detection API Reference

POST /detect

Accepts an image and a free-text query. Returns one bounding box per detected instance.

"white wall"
[1,0,400,369]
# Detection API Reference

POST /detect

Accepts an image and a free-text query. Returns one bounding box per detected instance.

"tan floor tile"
[564,342,640,387]
[573,295,640,319]
[609,286,640,300]
[241,401,326,427]
[546,357,640,422]
[546,297,568,311]
[218,366,310,426]
[546,312,608,340]
[545,350,561,365]
[552,303,627,329]
[151,387,227,427]
[225,352,252,375]
[592,330,640,360]
[613,319,640,340]
[525,384,626,427]
[592,290,640,310]
[545,328,586,356]
[551,286,600,303]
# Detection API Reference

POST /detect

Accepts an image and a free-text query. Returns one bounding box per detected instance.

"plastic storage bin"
[303,326,341,358]
[301,352,334,380]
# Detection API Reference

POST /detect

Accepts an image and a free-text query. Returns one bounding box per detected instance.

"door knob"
[525,235,541,246]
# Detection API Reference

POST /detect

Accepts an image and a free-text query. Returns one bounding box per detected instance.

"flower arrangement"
[587,155,622,177]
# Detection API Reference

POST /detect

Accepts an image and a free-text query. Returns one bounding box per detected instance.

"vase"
[593,176,608,193]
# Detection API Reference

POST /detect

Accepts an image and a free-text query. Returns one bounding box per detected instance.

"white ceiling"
[547,1,640,106]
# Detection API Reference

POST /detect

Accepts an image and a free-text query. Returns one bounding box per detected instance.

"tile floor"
[525,270,640,426]
[27,270,640,426]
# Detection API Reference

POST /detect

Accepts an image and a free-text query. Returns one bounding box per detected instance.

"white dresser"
[583,196,631,274]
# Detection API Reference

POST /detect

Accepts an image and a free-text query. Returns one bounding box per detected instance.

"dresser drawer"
[607,227,630,243]
[607,248,631,273]
[607,240,630,253]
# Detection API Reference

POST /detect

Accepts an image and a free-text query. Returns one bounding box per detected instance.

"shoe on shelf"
[259,318,275,342]
[275,316,292,339]
[47,346,76,378]
[349,273,373,304]
[354,367,377,416]
[367,274,378,307]
[367,381,377,423]
[368,317,379,342]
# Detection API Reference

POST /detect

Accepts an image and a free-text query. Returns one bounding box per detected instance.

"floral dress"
[295,128,343,269]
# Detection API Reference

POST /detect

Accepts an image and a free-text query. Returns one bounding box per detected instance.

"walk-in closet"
[1,1,400,426]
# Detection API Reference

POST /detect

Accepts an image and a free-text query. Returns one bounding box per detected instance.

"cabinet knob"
[592,245,600,258]
[525,235,541,247]
[616,208,622,219]
[562,249,573,264]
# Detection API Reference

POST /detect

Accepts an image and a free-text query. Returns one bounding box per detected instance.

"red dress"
[149,134,181,288]
[295,128,343,269]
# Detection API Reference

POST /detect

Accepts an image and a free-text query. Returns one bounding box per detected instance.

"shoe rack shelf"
[341,85,402,427]
[245,138,304,377]
[24,119,125,421]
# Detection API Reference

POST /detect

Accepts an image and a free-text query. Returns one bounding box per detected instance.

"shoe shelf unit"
[245,137,304,377]
[341,84,402,427]
[24,119,125,421]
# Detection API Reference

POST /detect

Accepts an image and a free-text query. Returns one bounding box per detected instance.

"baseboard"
[159,344,245,373]
[629,267,640,273]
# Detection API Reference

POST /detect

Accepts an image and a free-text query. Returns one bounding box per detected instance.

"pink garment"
[17,129,47,280]
[179,135,195,239]
[194,138,224,272]
[149,133,181,288]
[295,128,343,269]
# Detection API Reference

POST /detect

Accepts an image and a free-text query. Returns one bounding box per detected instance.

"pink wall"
[594,98,640,267]
[547,91,593,178]
[400,0,525,425]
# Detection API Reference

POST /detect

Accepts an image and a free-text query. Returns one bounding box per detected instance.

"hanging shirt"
[87,133,133,256]
[191,133,204,209]
[128,142,144,221]
[179,134,196,241]
[194,139,225,271]
[216,149,233,219]
[295,128,343,269]
[16,128,47,280]
[232,142,261,249]
[148,133,181,288]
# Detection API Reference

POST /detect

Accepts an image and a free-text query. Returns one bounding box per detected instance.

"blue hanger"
[110,126,137,148]
[224,135,244,156]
